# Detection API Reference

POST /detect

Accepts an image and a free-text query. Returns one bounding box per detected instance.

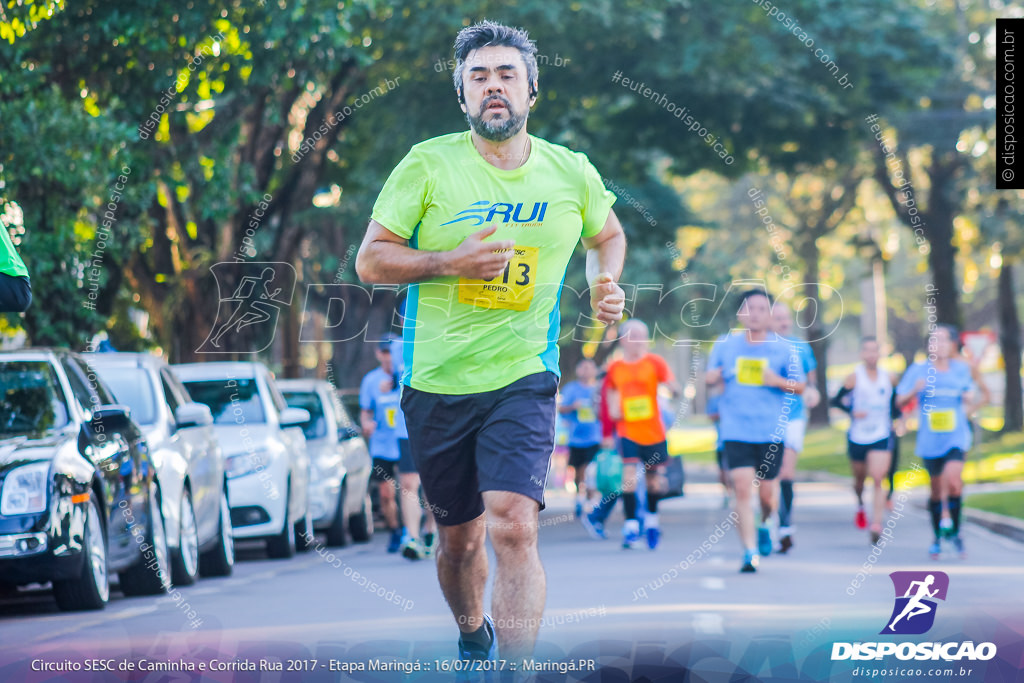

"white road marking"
[692,612,725,634]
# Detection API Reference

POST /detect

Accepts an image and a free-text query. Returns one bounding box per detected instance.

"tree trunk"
[998,259,1023,433]
[922,153,962,328]
[925,221,961,328]
[798,240,830,425]
[280,253,302,378]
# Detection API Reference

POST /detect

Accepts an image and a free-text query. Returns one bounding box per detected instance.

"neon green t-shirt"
[1,225,28,278]
[371,131,615,394]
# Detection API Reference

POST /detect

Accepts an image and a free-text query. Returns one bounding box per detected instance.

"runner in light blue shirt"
[895,324,980,559]
[771,302,821,553]
[558,358,602,517]
[360,341,403,551]
[706,290,806,573]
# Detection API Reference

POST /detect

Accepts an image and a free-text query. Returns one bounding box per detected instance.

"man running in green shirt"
[0,221,31,313]
[356,21,626,666]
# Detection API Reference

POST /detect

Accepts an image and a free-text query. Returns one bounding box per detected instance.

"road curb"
[910,499,1024,545]
[961,507,1024,544]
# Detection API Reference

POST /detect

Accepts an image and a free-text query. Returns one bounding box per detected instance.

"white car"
[172,362,312,559]
[278,379,373,547]
[87,353,234,584]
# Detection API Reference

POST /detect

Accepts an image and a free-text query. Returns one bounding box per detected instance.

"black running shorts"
[922,448,965,477]
[401,371,558,526]
[723,440,784,480]
[568,444,600,470]
[847,436,892,463]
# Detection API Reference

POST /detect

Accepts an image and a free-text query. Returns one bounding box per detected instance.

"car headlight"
[226,450,271,479]
[1,462,50,516]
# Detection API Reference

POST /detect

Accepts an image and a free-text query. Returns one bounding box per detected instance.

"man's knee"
[645,468,666,494]
[484,493,539,551]
[489,521,536,554]
[438,521,485,563]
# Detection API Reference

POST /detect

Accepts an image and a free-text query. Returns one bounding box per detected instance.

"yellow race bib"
[577,406,597,423]
[736,357,767,386]
[458,245,539,312]
[927,410,956,433]
[623,395,655,422]
[385,407,396,428]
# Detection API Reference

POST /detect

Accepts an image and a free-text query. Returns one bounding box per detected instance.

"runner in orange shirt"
[603,319,680,549]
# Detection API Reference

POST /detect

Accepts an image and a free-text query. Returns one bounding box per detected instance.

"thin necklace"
[517,138,530,167]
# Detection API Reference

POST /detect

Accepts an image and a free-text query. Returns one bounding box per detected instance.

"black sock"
[460,618,493,646]
[928,499,942,539]
[623,492,637,520]
[948,496,962,535]
[779,480,794,527]
[646,491,659,514]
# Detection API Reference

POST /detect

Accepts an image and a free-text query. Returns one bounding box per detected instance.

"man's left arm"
[582,209,626,325]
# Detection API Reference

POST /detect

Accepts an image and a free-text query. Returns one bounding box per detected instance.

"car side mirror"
[89,404,133,432]
[338,425,361,441]
[279,407,310,428]
[175,402,214,429]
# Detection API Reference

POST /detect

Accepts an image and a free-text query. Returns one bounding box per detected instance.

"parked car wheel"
[295,504,314,552]
[199,488,234,577]
[324,482,348,548]
[170,489,200,586]
[119,483,172,596]
[348,491,373,544]
[266,487,296,559]
[53,494,110,611]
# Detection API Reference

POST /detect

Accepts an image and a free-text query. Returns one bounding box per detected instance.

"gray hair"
[452,20,538,100]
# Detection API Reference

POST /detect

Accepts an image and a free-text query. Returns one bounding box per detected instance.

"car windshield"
[0,361,72,437]
[282,390,327,440]
[181,378,266,424]
[93,366,157,425]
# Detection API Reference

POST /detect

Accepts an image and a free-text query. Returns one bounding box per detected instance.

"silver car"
[278,379,373,547]
[172,362,312,559]
[87,353,234,584]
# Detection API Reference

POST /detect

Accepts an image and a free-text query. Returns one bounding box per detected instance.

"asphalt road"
[1,466,1022,682]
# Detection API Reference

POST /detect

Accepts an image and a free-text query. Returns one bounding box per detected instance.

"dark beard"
[466,96,526,142]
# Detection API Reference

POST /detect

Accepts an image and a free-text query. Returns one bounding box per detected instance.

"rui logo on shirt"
[441,200,549,227]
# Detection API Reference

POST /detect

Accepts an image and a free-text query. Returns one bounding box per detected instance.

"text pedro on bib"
[458,245,539,311]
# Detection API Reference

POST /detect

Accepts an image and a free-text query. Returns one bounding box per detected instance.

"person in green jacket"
[0,224,31,312]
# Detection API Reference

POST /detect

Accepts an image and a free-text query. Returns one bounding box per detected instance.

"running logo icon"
[198,262,296,353]
[881,571,949,635]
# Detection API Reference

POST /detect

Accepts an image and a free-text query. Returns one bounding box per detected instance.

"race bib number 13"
[736,357,767,386]
[458,245,539,312]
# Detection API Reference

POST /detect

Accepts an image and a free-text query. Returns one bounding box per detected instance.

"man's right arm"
[705,343,724,386]
[355,220,514,284]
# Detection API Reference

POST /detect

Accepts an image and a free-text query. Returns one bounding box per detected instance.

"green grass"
[670,422,1024,482]
[966,491,1024,519]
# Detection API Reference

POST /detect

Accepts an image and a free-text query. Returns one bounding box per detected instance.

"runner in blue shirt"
[706,387,731,509]
[558,358,602,518]
[360,341,404,553]
[387,334,439,560]
[706,290,806,573]
[896,325,980,559]
[772,302,821,554]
